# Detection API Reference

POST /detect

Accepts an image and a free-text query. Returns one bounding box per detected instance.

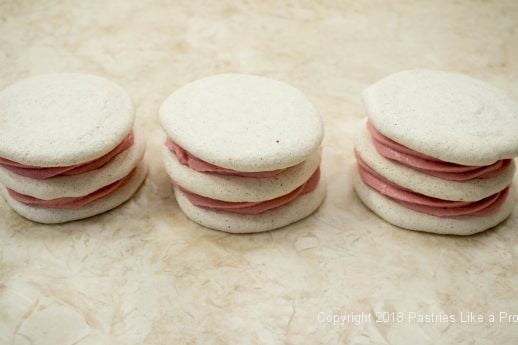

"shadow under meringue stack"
[159,74,326,233]
[354,69,518,235]
[0,73,147,224]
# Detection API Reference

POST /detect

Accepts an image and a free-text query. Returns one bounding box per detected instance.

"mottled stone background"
[0,1,517,344]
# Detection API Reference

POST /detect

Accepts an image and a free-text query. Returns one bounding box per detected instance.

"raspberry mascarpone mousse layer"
[366,122,512,181]
[1,132,135,209]
[165,139,284,178]
[166,138,321,215]
[357,122,512,217]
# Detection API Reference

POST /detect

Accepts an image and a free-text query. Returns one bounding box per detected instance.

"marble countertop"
[1,1,517,344]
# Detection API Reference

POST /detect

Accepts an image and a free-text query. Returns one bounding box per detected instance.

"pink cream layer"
[0,131,134,180]
[356,152,509,217]
[6,168,136,209]
[176,167,320,215]
[165,138,285,178]
[367,122,511,181]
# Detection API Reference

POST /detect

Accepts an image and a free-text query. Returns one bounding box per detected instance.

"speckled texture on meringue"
[0,73,135,167]
[159,74,323,172]
[364,69,518,166]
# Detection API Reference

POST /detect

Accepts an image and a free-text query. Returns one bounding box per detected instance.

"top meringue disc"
[159,74,323,172]
[363,69,518,166]
[0,73,134,167]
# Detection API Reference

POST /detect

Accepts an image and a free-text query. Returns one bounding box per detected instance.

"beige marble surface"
[1,1,518,344]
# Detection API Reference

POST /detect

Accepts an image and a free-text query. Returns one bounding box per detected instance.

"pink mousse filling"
[356,152,509,217]
[175,167,320,215]
[165,138,284,178]
[6,168,136,209]
[367,122,511,181]
[0,131,134,180]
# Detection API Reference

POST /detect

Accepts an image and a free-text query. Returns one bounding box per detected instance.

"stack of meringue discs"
[0,73,147,224]
[159,74,326,233]
[354,69,518,235]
